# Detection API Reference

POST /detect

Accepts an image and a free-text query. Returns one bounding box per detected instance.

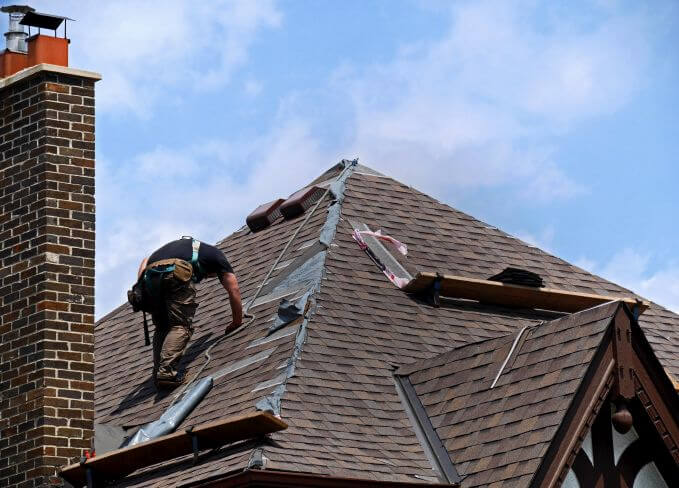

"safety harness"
[136,238,203,345]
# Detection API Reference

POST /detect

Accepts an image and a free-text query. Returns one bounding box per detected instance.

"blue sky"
[6,0,678,316]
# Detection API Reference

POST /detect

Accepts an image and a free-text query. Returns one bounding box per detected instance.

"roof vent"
[1,5,32,52]
[246,198,284,232]
[488,267,544,288]
[280,186,326,220]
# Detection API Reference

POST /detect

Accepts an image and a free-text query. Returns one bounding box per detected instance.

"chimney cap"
[20,10,73,30]
[0,5,35,15]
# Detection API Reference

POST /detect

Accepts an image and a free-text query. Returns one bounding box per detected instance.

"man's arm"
[220,272,243,334]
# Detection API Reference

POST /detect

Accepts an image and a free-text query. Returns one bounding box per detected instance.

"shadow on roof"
[111,332,219,416]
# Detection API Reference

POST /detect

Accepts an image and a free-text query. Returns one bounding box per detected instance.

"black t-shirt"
[148,239,233,281]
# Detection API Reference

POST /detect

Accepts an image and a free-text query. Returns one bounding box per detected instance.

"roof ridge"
[254,160,359,419]
[398,301,622,377]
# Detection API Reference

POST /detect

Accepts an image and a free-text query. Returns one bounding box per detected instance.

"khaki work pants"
[148,261,198,381]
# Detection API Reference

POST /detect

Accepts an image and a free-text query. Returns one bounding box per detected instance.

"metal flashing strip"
[394,374,461,484]
[252,372,287,392]
[490,326,529,389]
[244,285,306,310]
[212,347,277,380]
[247,325,300,349]
[296,239,317,250]
[125,377,214,448]
[273,258,294,271]
[259,245,326,297]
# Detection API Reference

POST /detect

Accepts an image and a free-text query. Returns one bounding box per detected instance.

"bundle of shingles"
[488,267,544,288]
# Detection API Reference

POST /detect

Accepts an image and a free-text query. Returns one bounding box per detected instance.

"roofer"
[136,237,243,388]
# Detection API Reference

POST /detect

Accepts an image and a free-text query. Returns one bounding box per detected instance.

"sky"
[3,0,678,317]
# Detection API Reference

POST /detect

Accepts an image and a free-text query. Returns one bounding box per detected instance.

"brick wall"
[0,67,100,488]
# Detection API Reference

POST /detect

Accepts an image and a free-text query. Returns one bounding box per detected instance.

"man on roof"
[136,236,243,388]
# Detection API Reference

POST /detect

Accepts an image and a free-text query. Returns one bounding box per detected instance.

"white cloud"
[330,0,651,202]
[87,0,665,315]
[27,0,281,116]
[515,226,556,254]
[573,257,597,273]
[244,79,263,97]
[599,248,651,290]
[95,120,330,316]
[583,249,679,313]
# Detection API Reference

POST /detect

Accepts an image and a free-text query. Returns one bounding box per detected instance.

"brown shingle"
[400,302,620,487]
[94,165,679,486]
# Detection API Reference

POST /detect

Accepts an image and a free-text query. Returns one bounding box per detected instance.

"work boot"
[155,372,185,389]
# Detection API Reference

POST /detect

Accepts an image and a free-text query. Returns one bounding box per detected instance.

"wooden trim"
[631,359,679,457]
[612,310,635,399]
[532,336,616,488]
[628,303,679,460]
[59,411,287,487]
[402,272,648,314]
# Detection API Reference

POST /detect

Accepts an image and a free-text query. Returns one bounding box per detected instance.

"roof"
[397,301,621,487]
[93,161,679,487]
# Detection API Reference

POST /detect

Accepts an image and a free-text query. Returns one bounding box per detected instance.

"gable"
[534,305,679,487]
[563,398,677,487]
[397,301,620,487]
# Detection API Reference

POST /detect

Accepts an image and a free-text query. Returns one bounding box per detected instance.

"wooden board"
[60,411,287,487]
[402,272,649,314]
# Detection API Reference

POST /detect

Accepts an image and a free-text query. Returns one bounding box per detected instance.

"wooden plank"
[60,411,287,487]
[402,272,649,314]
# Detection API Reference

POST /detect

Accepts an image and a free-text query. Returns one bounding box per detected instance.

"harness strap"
[191,239,200,263]
[190,239,203,283]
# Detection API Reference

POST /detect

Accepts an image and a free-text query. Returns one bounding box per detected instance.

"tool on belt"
[127,238,203,345]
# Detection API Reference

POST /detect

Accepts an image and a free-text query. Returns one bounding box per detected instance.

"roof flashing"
[393,373,461,484]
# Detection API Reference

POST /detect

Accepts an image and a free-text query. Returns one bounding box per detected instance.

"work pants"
[148,262,198,381]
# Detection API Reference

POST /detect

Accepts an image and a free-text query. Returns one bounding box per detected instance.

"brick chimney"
[0,7,101,487]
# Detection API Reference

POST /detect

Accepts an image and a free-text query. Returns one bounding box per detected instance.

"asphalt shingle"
[94,164,679,486]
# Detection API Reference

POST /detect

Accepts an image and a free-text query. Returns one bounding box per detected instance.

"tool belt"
[145,258,193,283]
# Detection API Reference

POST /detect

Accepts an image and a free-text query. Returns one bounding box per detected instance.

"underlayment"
[110,160,358,442]
[94,423,130,455]
[124,377,213,447]
[256,159,358,416]
[269,291,311,335]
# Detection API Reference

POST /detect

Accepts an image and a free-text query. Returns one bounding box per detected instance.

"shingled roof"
[91,161,679,487]
[397,301,621,487]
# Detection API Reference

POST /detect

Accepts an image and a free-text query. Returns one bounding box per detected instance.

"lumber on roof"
[403,272,649,314]
[60,411,287,487]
